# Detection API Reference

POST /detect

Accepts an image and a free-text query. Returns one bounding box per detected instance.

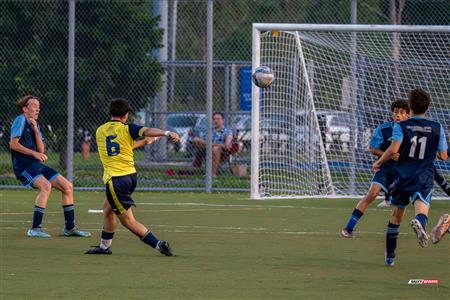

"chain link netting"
[1,0,449,191]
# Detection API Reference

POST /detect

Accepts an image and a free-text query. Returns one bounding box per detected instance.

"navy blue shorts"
[105,173,137,215]
[15,163,60,187]
[371,168,395,194]
[390,187,433,208]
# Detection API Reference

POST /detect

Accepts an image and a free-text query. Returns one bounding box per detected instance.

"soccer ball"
[252,66,274,88]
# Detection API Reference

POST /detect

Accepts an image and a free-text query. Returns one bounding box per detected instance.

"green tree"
[0,0,163,165]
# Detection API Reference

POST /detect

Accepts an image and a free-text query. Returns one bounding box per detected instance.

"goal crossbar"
[253,23,450,33]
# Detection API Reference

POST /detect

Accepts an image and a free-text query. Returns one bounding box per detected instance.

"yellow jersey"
[96,120,146,184]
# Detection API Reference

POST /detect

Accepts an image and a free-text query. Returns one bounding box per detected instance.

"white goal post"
[251,24,450,199]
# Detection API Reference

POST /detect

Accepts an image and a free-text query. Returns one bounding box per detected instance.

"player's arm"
[372,123,402,172]
[128,124,180,143]
[142,128,180,142]
[437,124,448,161]
[133,137,159,149]
[28,119,45,153]
[369,147,384,157]
[9,138,47,162]
[368,126,384,158]
[9,116,47,161]
[370,147,399,161]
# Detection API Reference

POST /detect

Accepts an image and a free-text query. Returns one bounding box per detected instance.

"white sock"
[100,239,112,250]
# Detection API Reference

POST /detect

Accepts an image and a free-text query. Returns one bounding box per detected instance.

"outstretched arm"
[142,128,180,143]
[133,137,159,150]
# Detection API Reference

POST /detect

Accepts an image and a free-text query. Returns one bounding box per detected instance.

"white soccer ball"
[252,66,274,88]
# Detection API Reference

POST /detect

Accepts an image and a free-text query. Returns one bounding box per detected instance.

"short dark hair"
[213,111,224,119]
[109,98,131,117]
[16,95,40,113]
[408,88,431,114]
[391,100,409,113]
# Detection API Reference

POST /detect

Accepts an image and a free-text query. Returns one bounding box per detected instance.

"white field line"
[134,202,393,212]
[0,220,412,236]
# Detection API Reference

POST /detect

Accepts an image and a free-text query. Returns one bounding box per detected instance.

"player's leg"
[385,205,407,266]
[27,176,53,237]
[376,170,394,208]
[117,208,172,256]
[384,188,410,266]
[86,199,116,254]
[90,174,172,256]
[341,183,382,238]
[376,190,390,208]
[50,173,90,237]
[410,193,431,248]
[434,167,450,196]
[431,213,450,244]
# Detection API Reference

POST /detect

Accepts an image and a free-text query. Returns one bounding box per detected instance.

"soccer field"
[0,190,448,299]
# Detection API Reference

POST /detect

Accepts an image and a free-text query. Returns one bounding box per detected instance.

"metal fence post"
[205,0,214,193]
[348,0,358,194]
[224,64,230,127]
[152,0,168,160]
[66,0,76,182]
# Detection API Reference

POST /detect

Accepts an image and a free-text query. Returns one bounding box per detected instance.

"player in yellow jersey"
[85,99,180,256]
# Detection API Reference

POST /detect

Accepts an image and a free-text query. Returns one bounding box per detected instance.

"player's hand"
[33,151,48,162]
[372,161,381,172]
[168,132,180,143]
[392,153,400,161]
[28,118,38,131]
[143,137,159,145]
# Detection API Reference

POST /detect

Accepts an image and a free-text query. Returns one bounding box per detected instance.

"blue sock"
[141,230,160,249]
[32,205,45,229]
[63,204,75,230]
[415,213,428,230]
[344,208,364,232]
[386,222,400,258]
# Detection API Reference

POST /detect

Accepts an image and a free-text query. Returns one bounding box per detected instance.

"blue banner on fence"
[240,67,252,111]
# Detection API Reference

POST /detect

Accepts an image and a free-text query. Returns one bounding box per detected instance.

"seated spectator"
[192,112,236,177]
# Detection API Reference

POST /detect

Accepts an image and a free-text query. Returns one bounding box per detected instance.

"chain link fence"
[1,0,449,192]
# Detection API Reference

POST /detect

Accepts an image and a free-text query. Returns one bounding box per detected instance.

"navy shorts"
[371,168,395,194]
[15,163,60,187]
[105,173,137,215]
[390,187,433,208]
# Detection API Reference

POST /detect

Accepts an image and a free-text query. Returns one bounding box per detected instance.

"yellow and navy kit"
[96,120,147,214]
[96,120,146,184]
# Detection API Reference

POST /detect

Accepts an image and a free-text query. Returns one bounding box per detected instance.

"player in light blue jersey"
[373,89,448,266]
[341,100,409,238]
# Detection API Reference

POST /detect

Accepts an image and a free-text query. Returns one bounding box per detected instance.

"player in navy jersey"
[372,89,448,266]
[340,100,409,238]
[10,95,90,238]
[341,101,450,238]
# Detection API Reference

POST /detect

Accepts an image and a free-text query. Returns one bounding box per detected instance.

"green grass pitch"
[1,190,449,299]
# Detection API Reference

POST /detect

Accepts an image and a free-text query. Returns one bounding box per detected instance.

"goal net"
[251,24,450,199]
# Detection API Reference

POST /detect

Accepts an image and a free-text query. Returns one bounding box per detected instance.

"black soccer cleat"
[158,241,173,256]
[85,245,112,255]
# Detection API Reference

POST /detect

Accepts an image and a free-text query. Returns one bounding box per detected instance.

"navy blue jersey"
[392,116,448,191]
[369,121,396,169]
[10,115,44,173]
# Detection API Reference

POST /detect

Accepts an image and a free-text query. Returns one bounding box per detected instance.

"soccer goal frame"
[251,24,450,200]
